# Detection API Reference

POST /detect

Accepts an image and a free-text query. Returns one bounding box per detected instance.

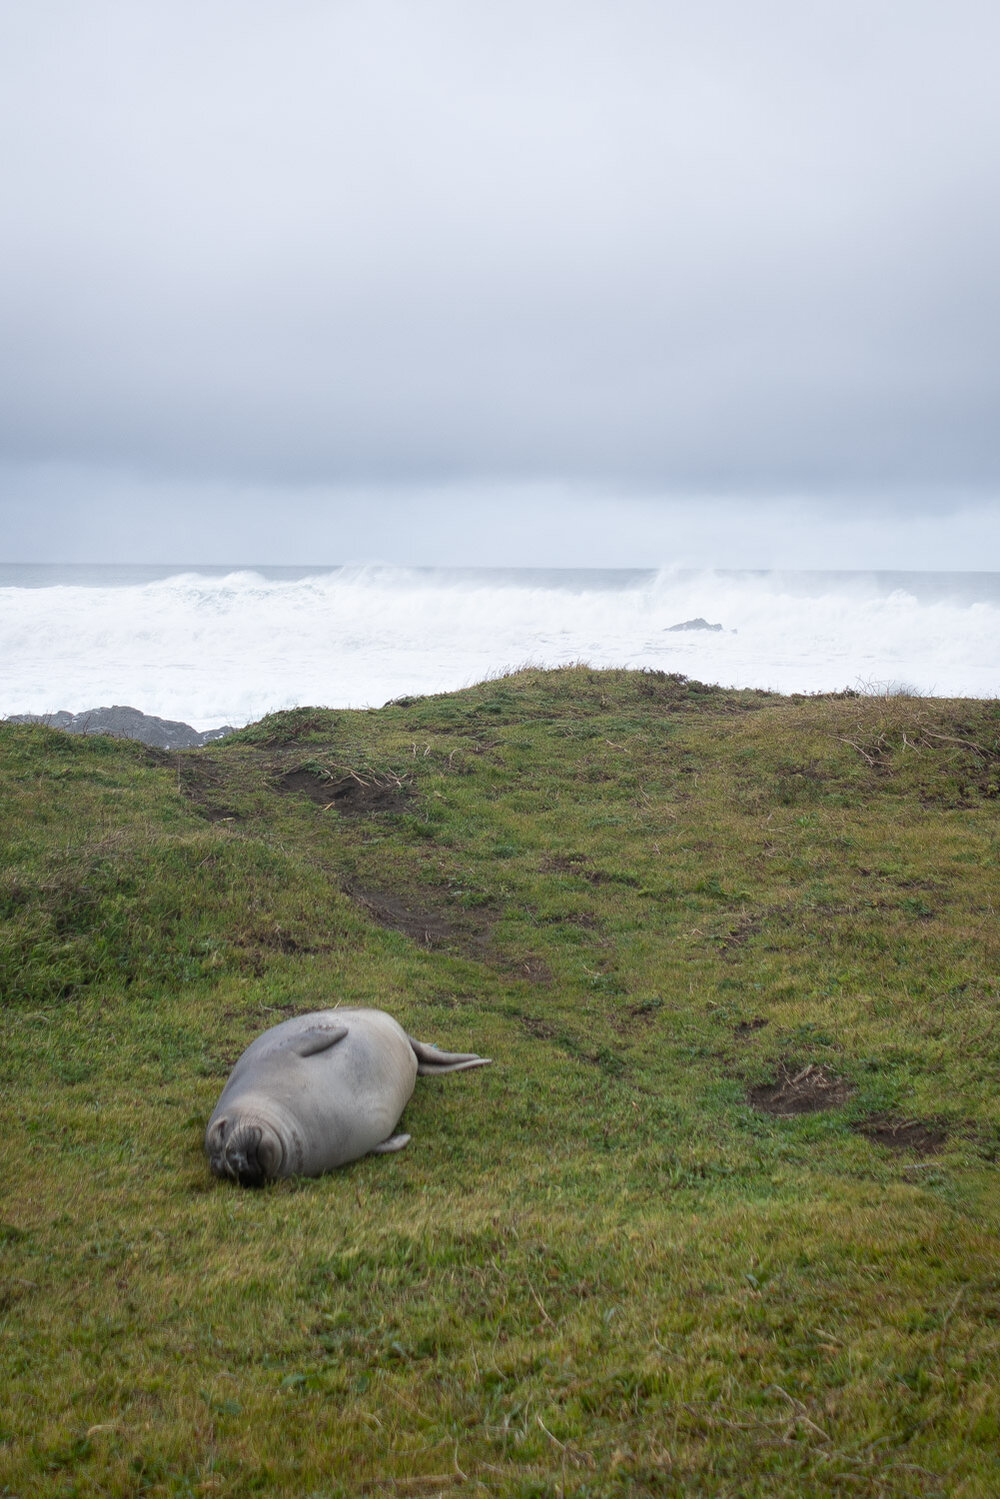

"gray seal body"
[205,1007,490,1186]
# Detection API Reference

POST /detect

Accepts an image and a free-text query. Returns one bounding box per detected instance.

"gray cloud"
[2,1,1000,523]
[2,462,996,570]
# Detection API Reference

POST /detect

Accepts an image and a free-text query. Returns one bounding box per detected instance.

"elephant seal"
[205,1007,490,1186]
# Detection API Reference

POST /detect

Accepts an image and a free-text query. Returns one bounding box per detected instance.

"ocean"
[1,564,997,730]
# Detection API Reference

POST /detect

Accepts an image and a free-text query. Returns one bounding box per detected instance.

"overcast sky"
[1,0,998,567]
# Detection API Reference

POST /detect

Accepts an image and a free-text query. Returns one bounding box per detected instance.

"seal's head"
[206,1113,284,1187]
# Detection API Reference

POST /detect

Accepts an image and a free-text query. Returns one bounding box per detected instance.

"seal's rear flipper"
[409,1037,492,1074]
[293,1023,349,1057]
[371,1133,411,1153]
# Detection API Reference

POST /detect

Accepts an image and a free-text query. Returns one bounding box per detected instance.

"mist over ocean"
[1,564,997,730]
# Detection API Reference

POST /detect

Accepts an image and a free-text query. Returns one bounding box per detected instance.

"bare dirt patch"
[344,886,494,956]
[518,1014,559,1041]
[717,916,762,957]
[540,854,637,887]
[276,767,408,816]
[348,887,453,946]
[748,1062,852,1116]
[853,1115,948,1155]
[542,853,593,874]
[611,996,665,1036]
[238,924,327,955]
[502,954,554,984]
[626,997,664,1022]
[734,1017,768,1038]
[535,909,602,932]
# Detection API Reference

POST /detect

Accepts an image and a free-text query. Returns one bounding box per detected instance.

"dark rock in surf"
[5,705,235,750]
[665,617,724,632]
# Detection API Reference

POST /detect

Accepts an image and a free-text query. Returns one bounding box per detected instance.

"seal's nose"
[226,1125,269,1188]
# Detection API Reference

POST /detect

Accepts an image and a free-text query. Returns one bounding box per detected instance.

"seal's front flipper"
[370,1133,411,1154]
[408,1037,492,1074]
[293,1023,349,1058]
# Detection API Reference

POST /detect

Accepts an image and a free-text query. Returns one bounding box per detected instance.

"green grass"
[2,667,999,1496]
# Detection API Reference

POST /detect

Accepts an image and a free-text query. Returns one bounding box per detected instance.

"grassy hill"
[2,667,999,1497]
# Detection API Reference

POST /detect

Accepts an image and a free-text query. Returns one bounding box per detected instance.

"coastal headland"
[2,666,999,1496]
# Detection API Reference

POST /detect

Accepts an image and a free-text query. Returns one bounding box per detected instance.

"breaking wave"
[2,565,997,728]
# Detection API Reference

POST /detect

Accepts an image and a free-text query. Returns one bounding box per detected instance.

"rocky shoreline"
[5,705,235,749]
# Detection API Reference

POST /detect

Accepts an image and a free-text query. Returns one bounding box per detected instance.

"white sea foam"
[1,566,997,728]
